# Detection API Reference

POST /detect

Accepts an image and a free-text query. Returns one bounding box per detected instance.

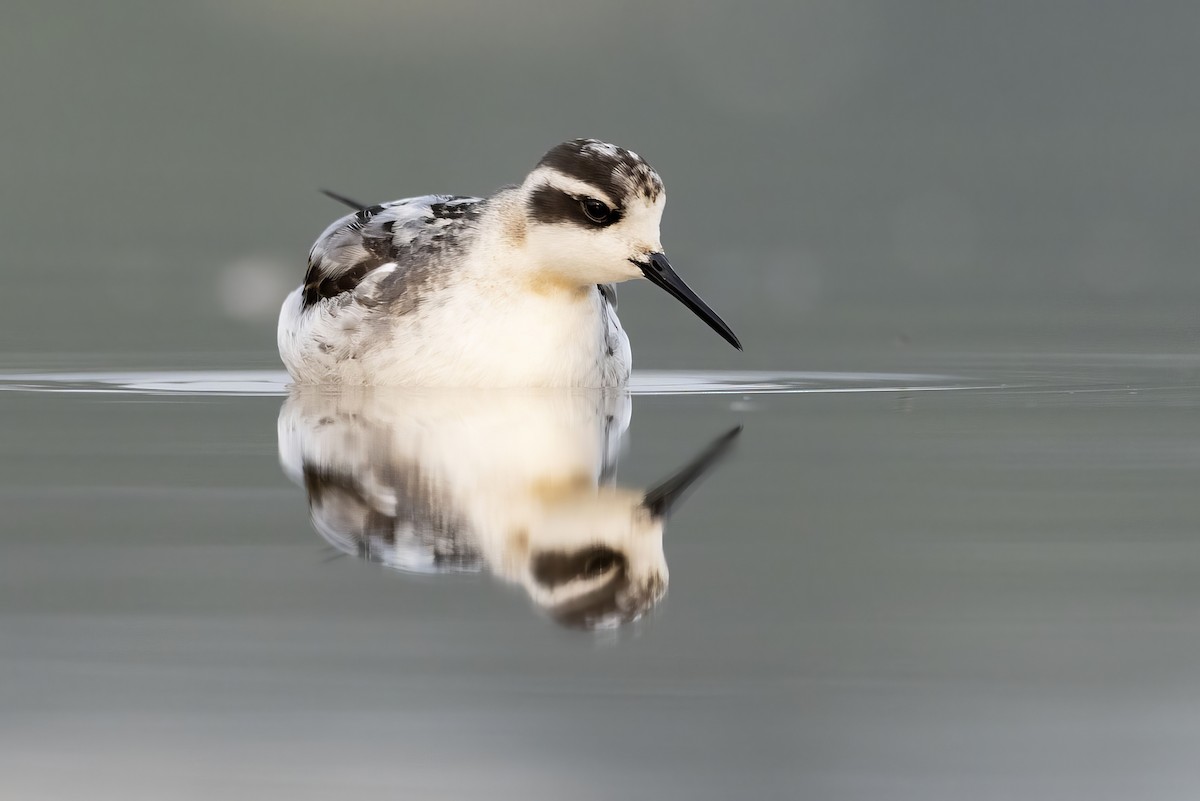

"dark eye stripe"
[531,546,626,588]
[527,186,623,228]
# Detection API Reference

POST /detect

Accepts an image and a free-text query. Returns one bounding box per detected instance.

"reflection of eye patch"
[543,564,666,631]
[530,546,627,588]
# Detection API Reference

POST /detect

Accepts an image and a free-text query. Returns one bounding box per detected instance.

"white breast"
[278,281,631,387]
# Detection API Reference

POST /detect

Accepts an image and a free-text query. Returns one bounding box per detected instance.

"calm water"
[3,359,1200,799]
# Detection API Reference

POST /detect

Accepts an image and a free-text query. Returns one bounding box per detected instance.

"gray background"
[4,1,1197,368]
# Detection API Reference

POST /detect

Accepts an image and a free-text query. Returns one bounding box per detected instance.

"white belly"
[277,284,632,387]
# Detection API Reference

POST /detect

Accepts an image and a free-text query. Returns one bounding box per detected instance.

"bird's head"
[516,139,741,350]
[516,425,743,630]
[518,495,668,631]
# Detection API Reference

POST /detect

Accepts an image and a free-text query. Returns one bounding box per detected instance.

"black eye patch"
[531,546,627,588]
[528,186,623,228]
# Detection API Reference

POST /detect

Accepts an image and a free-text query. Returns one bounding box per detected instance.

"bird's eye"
[580,198,611,224]
[582,552,616,576]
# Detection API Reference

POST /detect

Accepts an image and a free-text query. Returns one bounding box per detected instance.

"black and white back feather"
[300,194,485,309]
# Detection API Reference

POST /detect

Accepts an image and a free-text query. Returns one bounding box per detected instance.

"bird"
[277,387,741,629]
[277,139,741,386]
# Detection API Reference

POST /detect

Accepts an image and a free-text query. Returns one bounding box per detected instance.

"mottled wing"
[597,281,625,365]
[301,462,484,573]
[301,194,483,308]
[597,282,618,311]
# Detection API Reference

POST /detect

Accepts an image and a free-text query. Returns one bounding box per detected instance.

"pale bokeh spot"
[216,256,294,322]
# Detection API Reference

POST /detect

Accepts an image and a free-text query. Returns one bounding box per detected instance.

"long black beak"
[632,252,742,350]
[643,425,743,519]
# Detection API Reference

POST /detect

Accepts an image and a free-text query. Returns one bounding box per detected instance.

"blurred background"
[4,0,1197,370]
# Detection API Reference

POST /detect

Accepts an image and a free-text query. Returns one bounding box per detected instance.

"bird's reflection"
[278,388,739,629]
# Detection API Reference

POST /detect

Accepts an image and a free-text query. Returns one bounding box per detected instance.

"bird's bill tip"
[643,424,743,519]
[633,253,742,350]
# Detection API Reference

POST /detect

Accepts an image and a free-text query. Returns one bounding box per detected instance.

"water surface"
[4,359,1200,799]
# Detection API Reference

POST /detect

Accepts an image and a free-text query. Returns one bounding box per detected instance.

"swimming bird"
[278,139,741,386]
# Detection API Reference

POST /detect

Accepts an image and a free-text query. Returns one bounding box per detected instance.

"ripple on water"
[0,369,980,397]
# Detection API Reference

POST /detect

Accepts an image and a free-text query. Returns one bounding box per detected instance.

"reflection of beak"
[643,425,743,519]
[631,252,742,350]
